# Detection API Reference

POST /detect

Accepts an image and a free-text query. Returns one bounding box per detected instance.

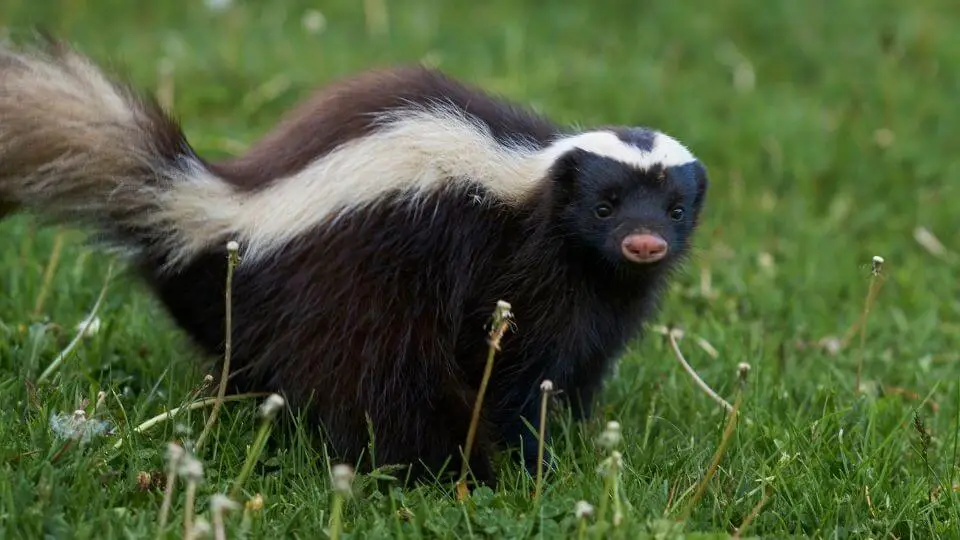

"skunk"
[0,38,709,485]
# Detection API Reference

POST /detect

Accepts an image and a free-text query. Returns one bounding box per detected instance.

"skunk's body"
[0,39,708,485]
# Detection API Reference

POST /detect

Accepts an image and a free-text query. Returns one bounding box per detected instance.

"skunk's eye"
[669,206,685,221]
[595,203,613,218]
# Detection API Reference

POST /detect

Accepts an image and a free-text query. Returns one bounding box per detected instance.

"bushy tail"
[0,37,218,265]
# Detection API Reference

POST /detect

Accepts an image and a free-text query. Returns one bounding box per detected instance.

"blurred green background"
[1,0,958,537]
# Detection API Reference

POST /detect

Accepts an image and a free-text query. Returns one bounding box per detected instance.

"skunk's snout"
[621,232,668,263]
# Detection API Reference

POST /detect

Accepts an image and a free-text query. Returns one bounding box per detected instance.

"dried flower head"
[226,240,239,253]
[136,470,152,490]
[540,379,554,393]
[48,409,111,444]
[597,420,622,450]
[331,464,355,497]
[871,255,885,275]
[260,393,286,419]
[737,362,751,381]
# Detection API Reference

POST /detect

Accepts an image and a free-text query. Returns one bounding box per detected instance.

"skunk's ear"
[548,147,590,189]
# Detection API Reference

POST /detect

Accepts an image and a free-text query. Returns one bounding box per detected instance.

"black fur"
[145,142,708,487]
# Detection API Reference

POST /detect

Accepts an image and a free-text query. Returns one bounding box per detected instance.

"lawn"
[1,0,959,538]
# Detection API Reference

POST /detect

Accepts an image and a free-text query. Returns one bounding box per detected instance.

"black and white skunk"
[0,38,709,485]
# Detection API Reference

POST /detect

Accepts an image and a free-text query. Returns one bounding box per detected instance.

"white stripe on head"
[157,105,698,265]
[537,130,697,171]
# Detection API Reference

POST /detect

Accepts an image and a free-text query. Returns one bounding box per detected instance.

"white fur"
[535,130,696,172]
[162,105,697,264]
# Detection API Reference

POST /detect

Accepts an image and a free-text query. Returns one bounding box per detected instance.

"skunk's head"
[547,127,708,271]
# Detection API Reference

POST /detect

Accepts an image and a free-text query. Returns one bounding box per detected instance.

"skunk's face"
[550,146,708,270]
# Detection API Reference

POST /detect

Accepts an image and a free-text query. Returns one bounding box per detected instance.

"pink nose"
[621,233,669,263]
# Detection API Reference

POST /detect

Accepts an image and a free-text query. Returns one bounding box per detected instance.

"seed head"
[210,493,241,513]
[737,362,751,381]
[226,240,239,253]
[331,464,355,497]
[574,500,594,520]
[597,420,622,450]
[259,393,285,419]
[871,255,885,275]
[177,452,204,483]
[540,379,554,393]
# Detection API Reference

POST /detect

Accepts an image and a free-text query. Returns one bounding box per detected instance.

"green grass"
[2,0,960,537]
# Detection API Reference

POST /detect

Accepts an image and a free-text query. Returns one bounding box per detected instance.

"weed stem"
[534,380,553,505]
[457,300,513,497]
[855,256,885,394]
[195,241,240,452]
